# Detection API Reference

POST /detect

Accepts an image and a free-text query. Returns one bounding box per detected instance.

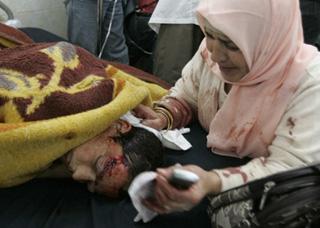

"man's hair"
[114,127,164,181]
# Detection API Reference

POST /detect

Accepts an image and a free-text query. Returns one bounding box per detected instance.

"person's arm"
[134,46,206,130]
[214,72,320,191]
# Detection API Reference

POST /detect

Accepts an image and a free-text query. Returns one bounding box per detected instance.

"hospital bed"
[0,26,248,228]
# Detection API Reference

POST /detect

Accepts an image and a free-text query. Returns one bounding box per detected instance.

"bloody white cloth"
[128,171,158,223]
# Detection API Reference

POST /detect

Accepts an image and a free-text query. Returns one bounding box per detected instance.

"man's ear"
[115,119,132,134]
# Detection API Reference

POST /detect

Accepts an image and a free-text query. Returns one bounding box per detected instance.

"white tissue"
[121,112,192,150]
[128,171,158,223]
[161,128,191,150]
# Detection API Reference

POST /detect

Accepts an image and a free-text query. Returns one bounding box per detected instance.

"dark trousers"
[300,0,320,49]
[153,24,204,85]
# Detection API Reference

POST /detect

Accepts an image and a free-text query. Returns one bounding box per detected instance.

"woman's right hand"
[133,104,167,130]
[142,165,222,214]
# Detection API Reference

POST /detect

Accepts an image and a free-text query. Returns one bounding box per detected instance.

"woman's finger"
[156,174,179,201]
[154,175,173,203]
[142,118,166,130]
[156,167,175,179]
[142,198,166,214]
[133,105,156,119]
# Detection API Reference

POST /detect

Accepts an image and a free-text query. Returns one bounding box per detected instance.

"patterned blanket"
[0,23,167,187]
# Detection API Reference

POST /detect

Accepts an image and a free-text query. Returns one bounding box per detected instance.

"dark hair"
[114,127,164,182]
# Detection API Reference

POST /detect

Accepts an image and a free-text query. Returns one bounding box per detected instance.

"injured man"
[0,23,173,198]
[43,118,164,198]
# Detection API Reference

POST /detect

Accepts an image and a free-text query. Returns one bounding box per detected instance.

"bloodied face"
[64,120,132,197]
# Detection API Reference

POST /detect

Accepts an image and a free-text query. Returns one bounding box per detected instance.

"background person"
[65,0,135,64]
[149,0,203,85]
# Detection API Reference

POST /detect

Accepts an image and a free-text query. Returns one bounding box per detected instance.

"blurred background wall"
[0,0,67,38]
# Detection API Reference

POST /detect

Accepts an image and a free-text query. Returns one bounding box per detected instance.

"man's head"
[64,119,164,197]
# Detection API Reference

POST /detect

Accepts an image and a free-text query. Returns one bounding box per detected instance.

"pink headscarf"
[197,0,318,158]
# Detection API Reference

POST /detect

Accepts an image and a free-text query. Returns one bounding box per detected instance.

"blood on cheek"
[93,155,130,197]
[97,155,128,179]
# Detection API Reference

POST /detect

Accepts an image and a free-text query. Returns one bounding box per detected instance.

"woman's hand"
[133,104,167,130]
[143,165,222,214]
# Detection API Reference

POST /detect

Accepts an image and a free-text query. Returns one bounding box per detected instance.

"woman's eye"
[222,41,239,51]
[205,30,240,51]
[205,32,215,39]
[226,45,239,51]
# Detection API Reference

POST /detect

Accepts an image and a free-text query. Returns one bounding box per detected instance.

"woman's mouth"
[219,65,235,75]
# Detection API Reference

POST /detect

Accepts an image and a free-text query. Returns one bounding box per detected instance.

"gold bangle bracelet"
[154,109,170,129]
[154,108,172,130]
[154,106,173,130]
[154,107,173,126]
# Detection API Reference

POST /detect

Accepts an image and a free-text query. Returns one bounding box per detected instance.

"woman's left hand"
[143,165,221,214]
[132,104,168,130]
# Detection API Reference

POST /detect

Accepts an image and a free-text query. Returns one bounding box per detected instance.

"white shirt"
[149,0,200,33]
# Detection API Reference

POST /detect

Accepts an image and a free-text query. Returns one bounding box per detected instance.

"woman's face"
[64,120,132,197]
[204,19,249,82]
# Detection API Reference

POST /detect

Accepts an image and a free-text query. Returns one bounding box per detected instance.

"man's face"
[64,120,132,197]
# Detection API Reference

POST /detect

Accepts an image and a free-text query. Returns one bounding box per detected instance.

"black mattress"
[0,28,247,228]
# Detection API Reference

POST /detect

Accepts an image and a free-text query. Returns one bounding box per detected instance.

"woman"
[135,0,320,213]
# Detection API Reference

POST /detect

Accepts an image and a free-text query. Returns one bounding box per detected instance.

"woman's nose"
[72,166,96,182]
[206,39,227,63]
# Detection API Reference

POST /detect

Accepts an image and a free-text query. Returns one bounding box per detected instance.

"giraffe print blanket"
[0,23,167,187]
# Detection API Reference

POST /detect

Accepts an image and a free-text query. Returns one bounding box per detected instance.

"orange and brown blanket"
[0,23,167,187]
